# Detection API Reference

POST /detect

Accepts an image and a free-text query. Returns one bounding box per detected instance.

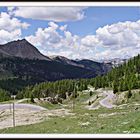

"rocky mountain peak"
[0,39,51,61]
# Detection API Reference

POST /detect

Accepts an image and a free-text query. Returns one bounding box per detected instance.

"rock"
[80,122,90,127]
[65,92,73,100]
[45,97,52,102]
[51,98,58,104]
[45,96,63,104]
[57,98,63,104]
[55,94,63,104]
[55,94,59,99]
[65,92,69,99]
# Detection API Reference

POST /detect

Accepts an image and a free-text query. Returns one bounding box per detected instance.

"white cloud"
[0,12,29,32]
[8,7,87,22]
[96,20,140,49]
[26,22,89,59]
[81,35,99,47]
[48,22,58,30]
[0,12,30,44]
[26,22,62,48]
[2,8,140,61]
[26,20,140,61]
[0,29,21,44]
[91,20,140,60]
[94,47,140,60]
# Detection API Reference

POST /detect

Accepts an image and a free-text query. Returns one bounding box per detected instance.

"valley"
[0,39,139,134]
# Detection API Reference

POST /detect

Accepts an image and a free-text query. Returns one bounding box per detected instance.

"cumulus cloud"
[0,29,21,44]
[26,22,62,48]
[0,12,29,32]
[94,47,140,60]
[26,20,140,61]
[0,12,30,44]
[2,8,140,61]
[96,20,140,49]
[81,35,99,47]
[26,21,91,59]
[8,7,87,22]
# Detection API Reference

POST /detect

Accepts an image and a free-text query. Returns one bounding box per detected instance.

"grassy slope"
[1,90,140,134]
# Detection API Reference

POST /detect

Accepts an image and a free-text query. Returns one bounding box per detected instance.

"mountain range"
[0,39,113,75]
[0,39,112,93]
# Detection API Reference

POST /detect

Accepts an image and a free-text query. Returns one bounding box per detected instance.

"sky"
[0,6,140,61]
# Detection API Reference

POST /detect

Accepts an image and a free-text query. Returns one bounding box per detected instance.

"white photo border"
[0,1,140,138]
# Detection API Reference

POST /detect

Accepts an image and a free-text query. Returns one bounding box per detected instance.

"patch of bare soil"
[0,108,74,130]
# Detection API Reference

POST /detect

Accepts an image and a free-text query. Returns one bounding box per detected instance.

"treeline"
[16,79,88,99]
[0,88,10,102]
[88,54,140,93]
[0,78,36,94]
[17,54,140,100]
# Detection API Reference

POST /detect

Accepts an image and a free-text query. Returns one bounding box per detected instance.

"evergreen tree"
[30,94,35,103]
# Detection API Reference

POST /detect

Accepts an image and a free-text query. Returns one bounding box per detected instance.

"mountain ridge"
[0,39,51,61]
[0,39,113,94]
[0,39,113,75]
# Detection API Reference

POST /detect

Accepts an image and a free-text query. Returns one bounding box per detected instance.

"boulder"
[55,94,63,104]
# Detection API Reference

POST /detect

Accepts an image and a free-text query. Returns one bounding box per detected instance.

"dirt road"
[0,103,46,111]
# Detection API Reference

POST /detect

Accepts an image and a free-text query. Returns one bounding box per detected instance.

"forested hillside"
[17,54,140,100]
[89,54,140,93]
[0,57,92,95]
[0,49,139,102]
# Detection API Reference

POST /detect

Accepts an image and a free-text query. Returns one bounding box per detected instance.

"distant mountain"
[0,39,51,61]
[51,56,112,76]
[50,55,84,68]
[103,58,127,68]
[76,59,112,74]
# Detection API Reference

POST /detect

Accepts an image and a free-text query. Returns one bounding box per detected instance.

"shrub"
[88,101,91,106]
[127,90,132,98]
[90,91,93,96]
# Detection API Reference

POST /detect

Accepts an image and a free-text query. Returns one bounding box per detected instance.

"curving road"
[99,90,117,108]
[88,87,117,109]
[0,103,46,111]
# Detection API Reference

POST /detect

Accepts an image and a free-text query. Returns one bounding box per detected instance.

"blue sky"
[0,6,140,60]
[65,7,140,36]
